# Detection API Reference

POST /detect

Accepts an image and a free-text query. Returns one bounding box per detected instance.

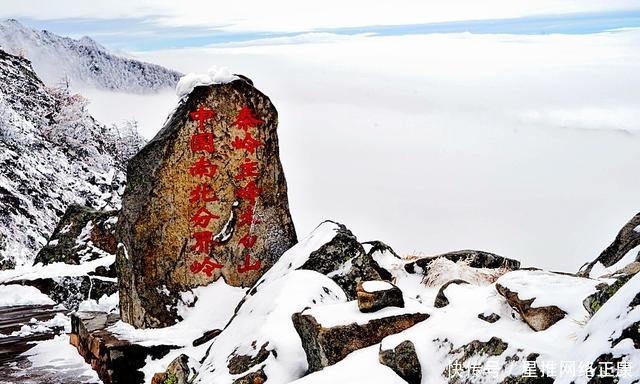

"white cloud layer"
[1,0,639,32]
[99,30,640,272]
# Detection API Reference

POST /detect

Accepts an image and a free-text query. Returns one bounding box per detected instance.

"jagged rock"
[151,354,191,384]
[379,340,422,384]
[495,283,566,331]
[292,310,429,372]
[579,212,640,277]
[299,223,389,299]
[228,342,271,375]
[477,312,501,323]
[232,367,267,384]
[192,329,221,347]
[356,280,404,313]
[556,273,640,384]
[117,78,297,328]
[434,279,469,308]
[35,204,118,266]
[405,250,521,274]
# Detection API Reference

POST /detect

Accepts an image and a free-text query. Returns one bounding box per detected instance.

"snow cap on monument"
[116,70,297,328]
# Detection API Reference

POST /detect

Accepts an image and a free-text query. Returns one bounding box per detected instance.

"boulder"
[292,309,429,373]
[579,212,640,277]
[356,280,404,313]
[117,77,297,328]
[151,354,192,384]
[35,204,118,266]
[299,222,389,299]
[495,283,566,331]
[477,312,501,323]
[434,279,469,308]
[404,250,520,287]
[405,250,521,274]
[379,340,422,384]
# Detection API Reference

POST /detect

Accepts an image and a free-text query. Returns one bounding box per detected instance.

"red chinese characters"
[236,180,262,204]
[192,231,214,253]
[190,207,219,228]
[189,156,218,178]
[191,132,215,153]
[235,159,259,180]
[190,257,223,277]
[234,105,263,132]
[232,132,261,154]
[190,184,218,203]
[237,254,261,273]
[189,106,215,131]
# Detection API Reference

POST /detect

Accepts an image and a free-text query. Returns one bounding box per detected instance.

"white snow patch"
[0,255,115,283]
[496,270,600,319]
[0,284,54,306]
[24,334,101,383]
[305,297,428,328]
[176,66,238,99]
[362,280,393,292]
[108,279,246,347]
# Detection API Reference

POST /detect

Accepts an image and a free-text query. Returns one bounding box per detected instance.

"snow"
[24,334,101,383]
[0,19,180,93]
[362,280,393,292]
[304,297,428,328]
[108,279,246,347]
[290,345,407,384]
[0,255,115,283]
[77,292,119,313]
[495,270,600,318]
[9,312,70,337]
[196,270,347,384]
[175,66,239,99]
[634,225,640,233]
[555,272,640,384]
[587,245,640,278]
[0,284,54,306]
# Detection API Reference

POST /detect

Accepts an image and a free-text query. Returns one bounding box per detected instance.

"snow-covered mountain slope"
[0,19,181,93]
[0,48,144,269]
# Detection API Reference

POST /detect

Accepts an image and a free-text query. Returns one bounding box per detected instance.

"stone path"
[0,305,99,384]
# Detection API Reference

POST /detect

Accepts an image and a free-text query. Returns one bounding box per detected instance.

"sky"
[1,1,640,50]
[1,1,639,272]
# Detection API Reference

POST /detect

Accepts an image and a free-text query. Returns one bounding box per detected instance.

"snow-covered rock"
[0,19,181,93]
[0,47,143,268]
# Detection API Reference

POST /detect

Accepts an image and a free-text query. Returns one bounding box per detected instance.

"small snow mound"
[0,284,54,306]
[176,66,239,98]
[362,280,393,292]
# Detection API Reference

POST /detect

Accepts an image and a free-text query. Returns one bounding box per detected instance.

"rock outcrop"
[292,307,428,373]
[35,204,118,266]
[496,283,567,331]
[117,77,297,328]
[356,280,404,313]
[579,212,640,277]
[434,279,469,308]
[379,340,422,384]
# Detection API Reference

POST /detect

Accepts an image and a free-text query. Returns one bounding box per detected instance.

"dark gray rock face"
[356,280,404,313]
[35,204,118,266]
[477,313,501,323]
[496,283,566,331]
[292,310,429,373]
[300,223,389,299]
[434,279,470,308]
[379,340,422,384]
[117,78,297,328]
[405,250,521,274]
[579,212,640,277]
